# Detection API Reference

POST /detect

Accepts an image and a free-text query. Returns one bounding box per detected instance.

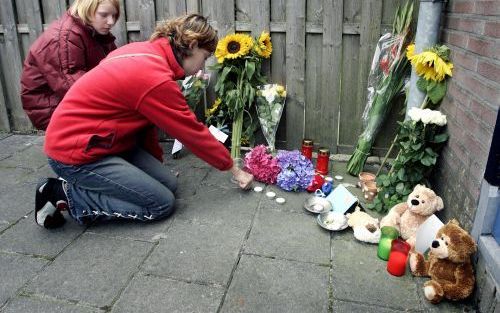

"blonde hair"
[69,0,120,25]
[150,14,218,58]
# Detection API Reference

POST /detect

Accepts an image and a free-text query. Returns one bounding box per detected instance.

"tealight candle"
[387,239,411,276]
[266,191,276,199]
[377,226,399,261]
[275,197,286,204]
[253,186,263,193]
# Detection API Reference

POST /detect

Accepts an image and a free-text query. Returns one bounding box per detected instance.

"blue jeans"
[48,148,177,224]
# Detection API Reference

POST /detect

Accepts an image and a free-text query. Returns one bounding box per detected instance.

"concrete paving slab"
[0,145,48,170]
[25,233,153,308]
[87,217,174,242]
[174,187,257,229]
[0,135,43,160]
[260,184,309,214]
[244,209,330,264]
[331,299,410,312]
[142,221,247,286]
[0,213,84,258]
[0,252,48,307]
[0,181,37,223]
[330,239,421,311]
[111,273,224,313]
[2,296,101,313]
[0,167,34,191]
[220,254,329,313]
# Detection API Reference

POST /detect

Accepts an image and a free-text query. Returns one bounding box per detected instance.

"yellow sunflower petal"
[215,33,254,63]
[255,31,272,58]
[406,44,415,60]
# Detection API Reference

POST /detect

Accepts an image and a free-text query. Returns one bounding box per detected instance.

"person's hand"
[230,165,253,189]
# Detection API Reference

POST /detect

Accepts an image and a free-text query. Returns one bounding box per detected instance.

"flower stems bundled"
[347,1,415,176]
[211,32,272,159]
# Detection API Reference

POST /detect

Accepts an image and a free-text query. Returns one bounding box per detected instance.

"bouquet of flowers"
[347,1,414,176]
[244,145,281,184]
[212,32,272,160]
[406,44,453,108]
[179,70,210,112]
[369,107,448,212]
[256,84,286,154]
[276,150,314,191]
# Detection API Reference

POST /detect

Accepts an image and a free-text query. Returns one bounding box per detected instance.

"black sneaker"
[35,178,67,228]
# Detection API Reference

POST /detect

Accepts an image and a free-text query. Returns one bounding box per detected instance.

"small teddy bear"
[380,184,443,248]
[409,219,477,304]
[346,206,381,244]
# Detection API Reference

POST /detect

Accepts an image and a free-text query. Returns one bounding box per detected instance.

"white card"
[209,125,228,143]
[415,214,444,253]
[172,139,183,154]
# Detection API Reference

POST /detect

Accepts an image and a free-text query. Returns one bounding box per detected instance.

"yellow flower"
[254,32,272,58]
[205,98,222,117]
[410,50,453,82]
[406,44,415,60]
[215,34,254,63]
[276,85,286,97]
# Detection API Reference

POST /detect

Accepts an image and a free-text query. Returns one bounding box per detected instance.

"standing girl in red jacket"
[21,0,120,130]
[36,14,254,228]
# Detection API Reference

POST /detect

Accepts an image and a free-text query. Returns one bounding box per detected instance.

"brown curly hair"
[150,14,218,58]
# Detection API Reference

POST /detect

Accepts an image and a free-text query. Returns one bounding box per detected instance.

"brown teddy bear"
[409,219,476,304]
[380,184,444,248]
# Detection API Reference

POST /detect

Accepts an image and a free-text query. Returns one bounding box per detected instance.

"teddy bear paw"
[409,253,417,272]
[424,285,436,301]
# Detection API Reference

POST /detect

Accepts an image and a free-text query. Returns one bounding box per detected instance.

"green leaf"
[411,142,422,150]
[245,61,255,80]
[432,133,449,143]
[397,168,406,181]
[428,81,447,104]
[396,182,405,194]
[417,78,428,93]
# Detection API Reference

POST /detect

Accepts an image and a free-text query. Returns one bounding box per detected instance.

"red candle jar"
[316,148,330,175]
[301,139,314,160]
[306,174,325,193]
[387,239,411,276]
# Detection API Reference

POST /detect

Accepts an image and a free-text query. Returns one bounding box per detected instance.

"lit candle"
[387,239,411,276]
[377,226,399,261]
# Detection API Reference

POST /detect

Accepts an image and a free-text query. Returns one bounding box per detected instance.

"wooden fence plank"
[157,0,186,21]
[304,0,322,145]
[0,59,11,131]
[0,0,31,130]
[113,0,128,47]
[320,0,343,152]
[41,0,67,23]
[139,0,156,41]
[185,0,199,14]
[270,0,286,144]
[285,0,306,149]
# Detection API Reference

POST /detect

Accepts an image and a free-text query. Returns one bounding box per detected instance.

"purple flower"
[275,150,314,191]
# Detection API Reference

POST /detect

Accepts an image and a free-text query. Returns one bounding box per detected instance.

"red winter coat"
[45,38,233,171]
[20,11,116,130]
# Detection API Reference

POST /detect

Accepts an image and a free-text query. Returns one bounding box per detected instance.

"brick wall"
[433,0,499,231]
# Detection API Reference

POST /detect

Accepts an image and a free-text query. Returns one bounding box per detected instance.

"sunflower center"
[227,41,241,53]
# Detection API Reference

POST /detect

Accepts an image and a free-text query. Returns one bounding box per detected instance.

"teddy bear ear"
[449,219,459,226]
[435,196,444,211]
[462,233,477,254]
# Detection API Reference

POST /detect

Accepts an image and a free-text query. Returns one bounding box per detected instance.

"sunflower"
[406,44,415,60]
[215,34,254,63]
[254,32,272,58]
[205,98,222,117]
[410,50,453,82]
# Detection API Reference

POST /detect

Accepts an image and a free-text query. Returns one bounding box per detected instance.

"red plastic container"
[387,239,411,276]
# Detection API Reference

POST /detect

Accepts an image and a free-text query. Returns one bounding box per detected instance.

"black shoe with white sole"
[35,178,68,228]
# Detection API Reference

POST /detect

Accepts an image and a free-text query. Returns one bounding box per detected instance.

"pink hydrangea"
[244,145,281,184]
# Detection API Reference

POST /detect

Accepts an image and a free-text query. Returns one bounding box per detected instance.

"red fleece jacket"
[44,38,233,171]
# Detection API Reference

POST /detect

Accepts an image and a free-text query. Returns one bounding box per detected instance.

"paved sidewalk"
[0,134,475,312]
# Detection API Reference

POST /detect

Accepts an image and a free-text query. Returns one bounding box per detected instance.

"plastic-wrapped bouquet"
[180,70,210,111]
[256,84,286,153]
[276,150,314,191]
[244,145,281,184]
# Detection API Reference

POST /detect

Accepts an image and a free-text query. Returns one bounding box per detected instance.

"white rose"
[408,107,422,122]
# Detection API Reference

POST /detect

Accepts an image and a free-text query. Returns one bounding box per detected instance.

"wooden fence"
[0,0,407,154]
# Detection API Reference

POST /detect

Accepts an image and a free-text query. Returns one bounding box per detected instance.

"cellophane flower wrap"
[179,70,210,111]
[276,150,314,191]
[244,145,280,184]
[347,1,414,176]
[256,84,286,153]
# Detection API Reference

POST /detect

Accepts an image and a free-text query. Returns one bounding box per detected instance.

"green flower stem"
[231,110,244,159]
[376,134,398,177]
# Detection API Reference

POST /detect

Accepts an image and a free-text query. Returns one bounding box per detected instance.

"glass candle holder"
[387,239,411,276]
[316,148,330,175]
[377,226,399,260]
[301,139,314,160]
